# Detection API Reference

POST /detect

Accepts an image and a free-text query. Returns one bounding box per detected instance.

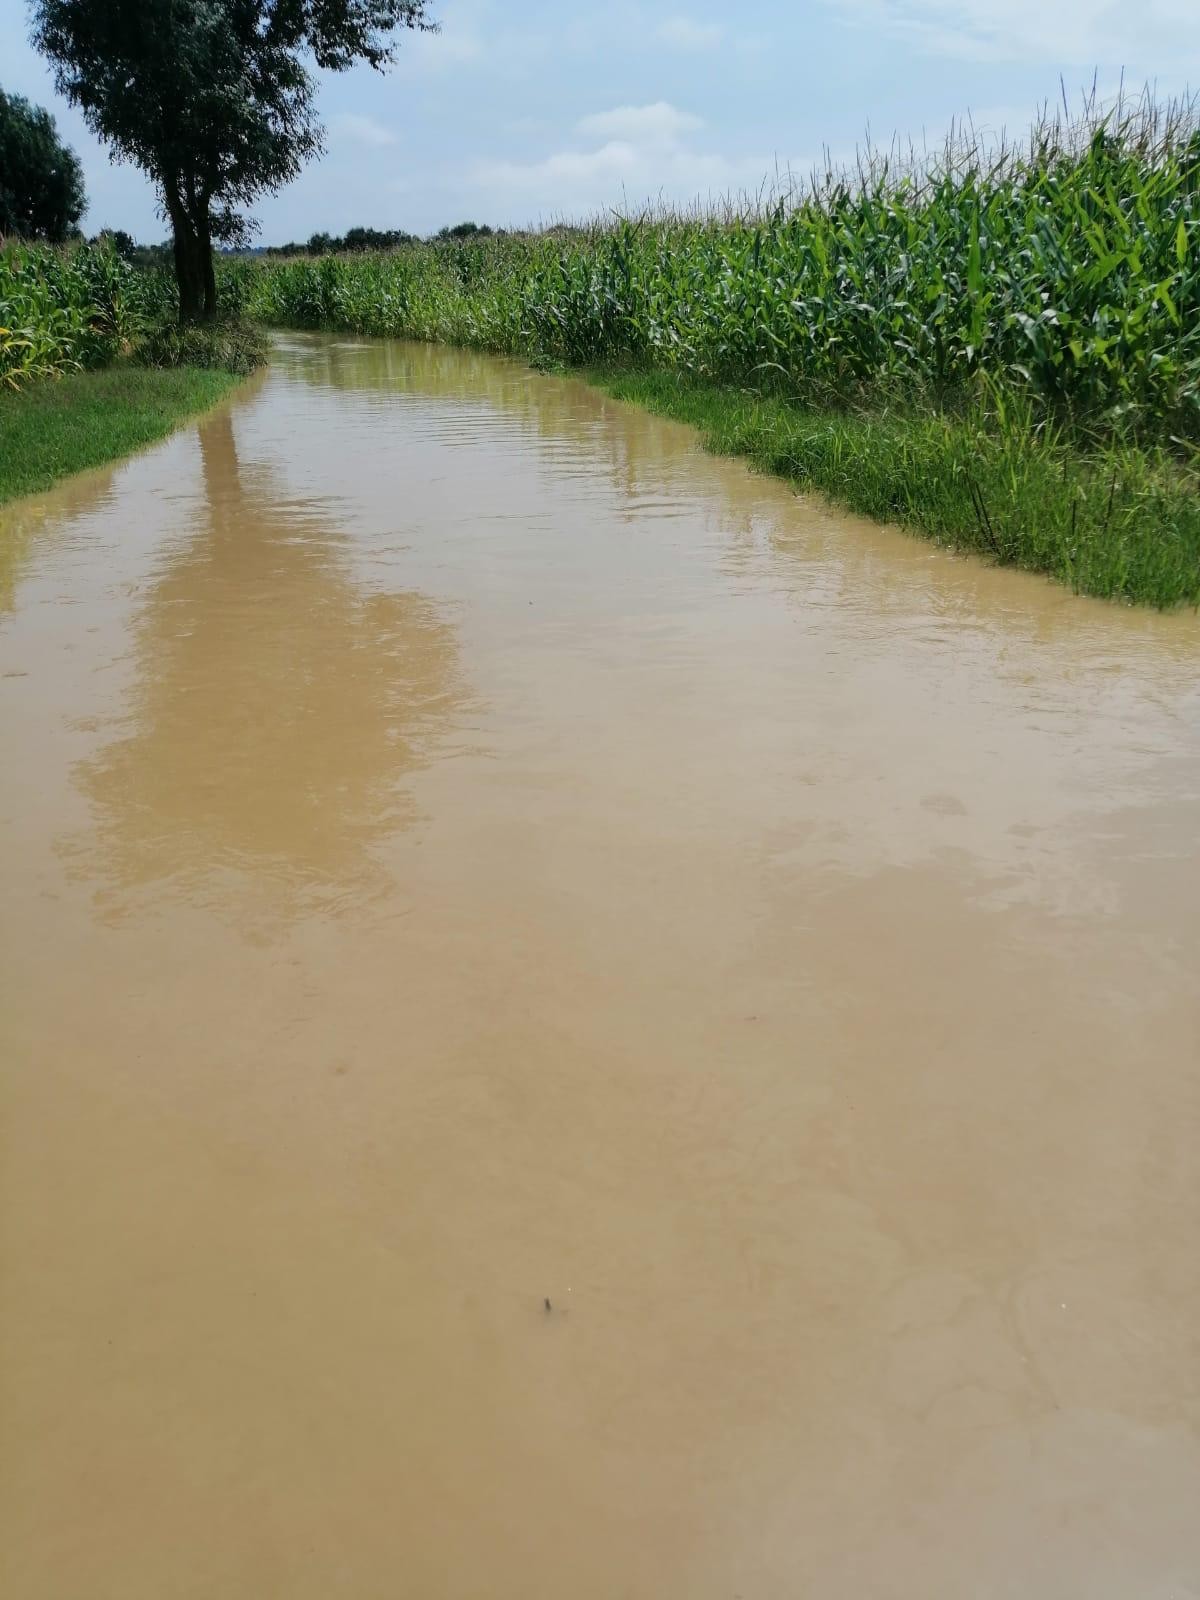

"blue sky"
[2,0,1198,243]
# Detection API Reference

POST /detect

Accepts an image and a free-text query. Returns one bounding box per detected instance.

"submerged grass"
[589,371,1200,607]
[235,91,1200,607]
[0,364,243,504]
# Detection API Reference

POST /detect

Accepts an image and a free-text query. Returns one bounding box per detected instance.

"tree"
[90,227,135,259]
[342,225,413,251]
[0,87,85,241]
[31,0,436,321]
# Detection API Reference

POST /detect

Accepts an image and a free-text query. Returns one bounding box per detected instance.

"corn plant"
[238,92,1200,447]
[0,239,167,387]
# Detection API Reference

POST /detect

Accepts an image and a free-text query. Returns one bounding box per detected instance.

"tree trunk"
[199,218,218,322]
[175,229,204,322]
[165,187,202,322]
[164,180,216,323]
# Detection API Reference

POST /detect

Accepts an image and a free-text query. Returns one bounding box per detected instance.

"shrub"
[134,318,268,375]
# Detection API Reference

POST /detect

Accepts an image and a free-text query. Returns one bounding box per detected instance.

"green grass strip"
[0,364,244,505]
[588,370,1200,609]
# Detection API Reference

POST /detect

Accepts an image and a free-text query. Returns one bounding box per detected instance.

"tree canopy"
[0,86,85,241]
[31,0,435,318]
[291,225,416,254]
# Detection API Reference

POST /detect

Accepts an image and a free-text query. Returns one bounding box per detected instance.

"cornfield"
[240,94,1200,447]
[0,242,171,388]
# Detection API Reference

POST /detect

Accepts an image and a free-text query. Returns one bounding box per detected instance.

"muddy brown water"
[2,335,1199,1599]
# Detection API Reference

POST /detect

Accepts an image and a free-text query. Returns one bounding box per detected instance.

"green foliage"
[0,363,239,504]
[287,226,416,254]
[134,318,268,376]
[90,227,135,259]
[31,0,436,319]
[0,86,85,242]
[0,240,167,387]
[240,98,1200,447]
[0,238,260,391]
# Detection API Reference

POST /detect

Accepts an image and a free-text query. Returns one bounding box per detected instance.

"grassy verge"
[0,363,244,504]
[588,371,1200,608]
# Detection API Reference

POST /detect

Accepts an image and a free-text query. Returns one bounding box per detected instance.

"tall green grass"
[237,95,1200,605]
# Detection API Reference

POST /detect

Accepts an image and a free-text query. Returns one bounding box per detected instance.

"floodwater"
[2,335,1198,1600]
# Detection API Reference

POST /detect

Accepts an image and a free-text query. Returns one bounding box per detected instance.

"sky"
[2,0,1198,244]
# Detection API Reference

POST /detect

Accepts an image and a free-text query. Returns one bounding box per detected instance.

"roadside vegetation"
[0,363,243,502]
[0,239,264,503]
[239,95,1200,607]
[1,240,168,385]
[0,238,267,385]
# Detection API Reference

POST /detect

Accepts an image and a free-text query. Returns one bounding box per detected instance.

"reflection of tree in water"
[71,409,466,929]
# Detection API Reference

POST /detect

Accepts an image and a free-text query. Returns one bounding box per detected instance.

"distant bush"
[260,223,499,256]
[89,227,135,260]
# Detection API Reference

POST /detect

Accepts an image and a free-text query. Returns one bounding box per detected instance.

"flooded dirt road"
[2,335,1199,1598]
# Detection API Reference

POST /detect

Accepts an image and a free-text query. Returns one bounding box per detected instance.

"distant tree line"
[263,221,498,256]
[280,225,417,255]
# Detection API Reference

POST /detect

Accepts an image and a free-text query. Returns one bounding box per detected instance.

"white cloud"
[482,141,641,187]
[826,0,1200,65]
[474,145,788,218]
[330,113,397,147]
[655,15,724,50]
[473,98,801,221]
[576,102,703,144]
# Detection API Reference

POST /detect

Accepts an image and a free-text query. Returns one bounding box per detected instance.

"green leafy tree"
[342,225,414,250]
[90,227,135,259]
[0,86,85,240]
[31,0,435,321]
